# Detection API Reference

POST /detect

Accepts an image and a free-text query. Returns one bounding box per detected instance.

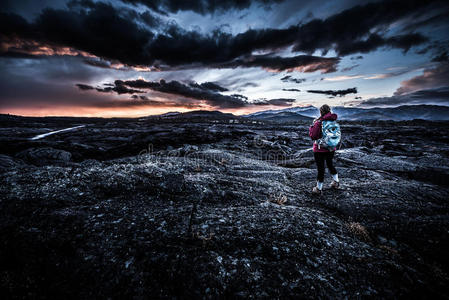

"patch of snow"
[30,125,86,140]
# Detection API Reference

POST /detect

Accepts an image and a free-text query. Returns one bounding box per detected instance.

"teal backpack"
[316,120,341,150]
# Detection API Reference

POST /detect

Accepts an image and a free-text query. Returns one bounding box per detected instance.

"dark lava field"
[1,113,449,298]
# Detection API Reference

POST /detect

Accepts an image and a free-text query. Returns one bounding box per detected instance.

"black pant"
[314,151,337,182]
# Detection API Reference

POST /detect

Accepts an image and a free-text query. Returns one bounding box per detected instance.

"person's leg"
[314,152,325,190]
[325,151,337,175]
[325,151,339,187]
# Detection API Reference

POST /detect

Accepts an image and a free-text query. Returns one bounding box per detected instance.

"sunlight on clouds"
[323,75,364,81]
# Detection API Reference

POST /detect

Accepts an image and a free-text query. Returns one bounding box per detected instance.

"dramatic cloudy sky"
[1,0,449,117]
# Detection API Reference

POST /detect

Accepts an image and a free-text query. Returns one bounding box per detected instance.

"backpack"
[315,120,341,150]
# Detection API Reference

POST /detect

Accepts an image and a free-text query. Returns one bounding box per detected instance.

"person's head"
[319,104,331,116]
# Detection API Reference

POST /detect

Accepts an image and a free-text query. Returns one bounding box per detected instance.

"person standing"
[309,104,340,194]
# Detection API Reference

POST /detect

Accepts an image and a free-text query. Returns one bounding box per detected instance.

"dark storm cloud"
[335,33,428,56]
[84,97,200,109]
[139,11,161,27]
[82,94,206,109]
[76,82,144,94]
[128,94,159,104]
[415,40,449,63]
[0,5,334,72]
[1,0,441,72]
[118,0,286,15]
[217,54,339,73]
[0,51,42,59]
[188,81,229,92]
[0,0,67,20]
[401,9,449,32]
[0,2,154,66]
[432,52,448,62]
[83,59,111,69]
[307,88,358,97]
[230,94,248,101]
[110,83,144,95]
[76,83,94,90]
[394,62,449,95]
[282,88,301,92]
[359,86,449,107]
[142,26,338,71]
[78,79,248,108]
[75,78,297,108]
[121,79,249,108]
[280,75,306,83]
[67,0,162,28]
[289,0,441,55]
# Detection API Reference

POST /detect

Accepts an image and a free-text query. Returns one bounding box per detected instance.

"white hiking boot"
[330,180,340,189]
[312,186,322,195]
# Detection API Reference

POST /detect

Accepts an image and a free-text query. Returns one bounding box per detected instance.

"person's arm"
[309,119,321,140]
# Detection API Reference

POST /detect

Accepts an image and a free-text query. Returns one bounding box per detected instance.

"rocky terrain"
[1,113,449,298]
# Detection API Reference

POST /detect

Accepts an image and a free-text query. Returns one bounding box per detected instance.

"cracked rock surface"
[1,115,449,298]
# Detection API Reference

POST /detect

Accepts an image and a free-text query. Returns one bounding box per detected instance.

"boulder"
[16,147,72,165]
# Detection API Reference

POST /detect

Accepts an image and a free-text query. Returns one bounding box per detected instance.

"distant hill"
[174,110,235,119]
[246,105,316,118]
[142,110,241,122]
[243,105,449,121]
[145,109,312,123]
[248,111,313,122]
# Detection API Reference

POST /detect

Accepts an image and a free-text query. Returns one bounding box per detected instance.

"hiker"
[309,104,340,194]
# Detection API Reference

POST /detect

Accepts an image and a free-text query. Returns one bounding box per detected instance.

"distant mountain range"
[155,110,235,119]
[3,105,448,122]
[249,111,314,122]
[243,105,449,121]
[143,105,449,122]
[141,110,242,122]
